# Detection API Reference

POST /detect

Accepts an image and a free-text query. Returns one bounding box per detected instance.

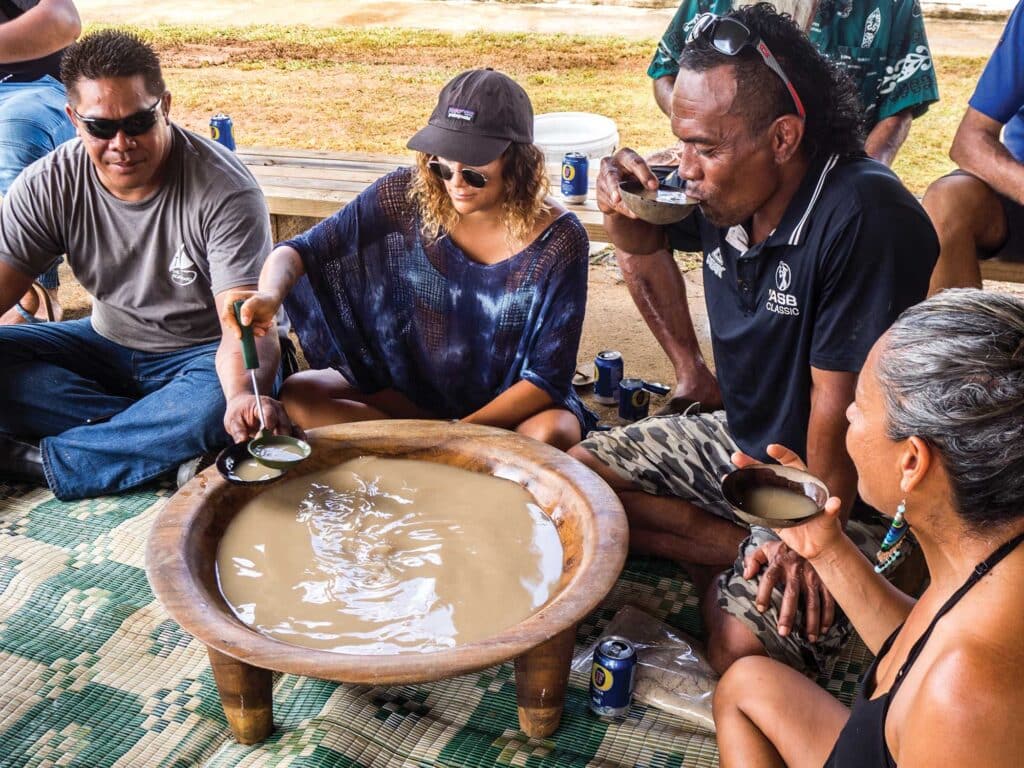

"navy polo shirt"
[668,153,937,462]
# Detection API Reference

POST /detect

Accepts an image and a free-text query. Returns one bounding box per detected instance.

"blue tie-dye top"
[282,168,596,432]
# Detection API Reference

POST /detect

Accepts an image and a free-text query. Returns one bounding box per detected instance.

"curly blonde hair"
[408,143,551,246]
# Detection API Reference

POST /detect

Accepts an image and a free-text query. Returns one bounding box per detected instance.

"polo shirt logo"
[706,247,725,278]
[766,261,800,316]
[775,262,792,291]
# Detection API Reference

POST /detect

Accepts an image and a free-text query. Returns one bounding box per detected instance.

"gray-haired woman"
[713,289,1024,767]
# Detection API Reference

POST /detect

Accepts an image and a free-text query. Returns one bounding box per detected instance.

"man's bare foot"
[665,367,722,412]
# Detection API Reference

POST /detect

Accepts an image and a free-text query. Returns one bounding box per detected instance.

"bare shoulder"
[542,195,568,220]
[896,640,1024,767]
[527,196,575,243]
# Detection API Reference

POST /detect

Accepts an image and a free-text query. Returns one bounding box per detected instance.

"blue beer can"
[561,152,588,204]
[210,113,236,151]
[618,378,651,421]
[593,350,624,405]
[589,636,637,717]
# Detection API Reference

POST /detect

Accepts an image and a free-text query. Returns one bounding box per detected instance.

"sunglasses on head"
[686,13,806,120]
[427,158,490,188]
[72,95,165,140]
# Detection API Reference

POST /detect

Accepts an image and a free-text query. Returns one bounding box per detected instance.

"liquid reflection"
[217,456,563,654]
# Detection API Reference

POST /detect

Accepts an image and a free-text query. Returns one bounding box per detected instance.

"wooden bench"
[238,147,608,244]
[239,147,1024,284]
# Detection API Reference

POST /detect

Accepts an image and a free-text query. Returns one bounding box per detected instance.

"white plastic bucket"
[533,112,619,166]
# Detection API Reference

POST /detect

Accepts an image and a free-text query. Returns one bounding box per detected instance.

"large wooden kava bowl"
[147,421,628,744]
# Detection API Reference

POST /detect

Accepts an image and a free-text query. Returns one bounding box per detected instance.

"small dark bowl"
[216,442,285,486]
[721,464,829,528]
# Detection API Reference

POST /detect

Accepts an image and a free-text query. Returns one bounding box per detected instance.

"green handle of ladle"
[232,299,260,371]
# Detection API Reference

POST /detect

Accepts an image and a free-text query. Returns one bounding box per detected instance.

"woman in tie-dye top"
[227,70,594,448]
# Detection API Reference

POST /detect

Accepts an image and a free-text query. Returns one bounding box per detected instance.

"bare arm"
[597,148,720,406]
[0,0,80,64]
[806,367,859,524]
[216,247,308,441]
[744,369,882,642]
[804,525,915,653]
[461,380,555,430]
[742,444,915,652]
[950,106,1024,206]
[222,245,306,340]
[652,75,675,118]
[214,286,288,442]
[0,260,34,315]
[617,245,716,389]
[864,110,913,167]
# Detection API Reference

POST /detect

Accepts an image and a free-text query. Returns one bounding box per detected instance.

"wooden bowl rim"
[146,420,628,683]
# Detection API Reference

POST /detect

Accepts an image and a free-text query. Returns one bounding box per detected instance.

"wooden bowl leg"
[514,624,576,738]
[207,647,275,744]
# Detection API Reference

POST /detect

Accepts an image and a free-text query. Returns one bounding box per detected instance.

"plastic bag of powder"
[572,605,718,731]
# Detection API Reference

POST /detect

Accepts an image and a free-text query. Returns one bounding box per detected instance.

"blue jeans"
[0,76,75,289]
[0,319,231,500]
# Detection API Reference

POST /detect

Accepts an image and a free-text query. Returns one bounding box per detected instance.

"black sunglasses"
[427,159,490,189]
[686,14,806,119]
[72,96,165,140]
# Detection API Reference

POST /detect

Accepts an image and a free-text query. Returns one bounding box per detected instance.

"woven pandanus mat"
[0,481,871,767]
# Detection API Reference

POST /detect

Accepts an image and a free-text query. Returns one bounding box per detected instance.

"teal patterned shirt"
[648,0,939,129]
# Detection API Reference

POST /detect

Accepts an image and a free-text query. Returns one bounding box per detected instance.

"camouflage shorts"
[580,410,741,521]
[580,411,890,676]
[717,520,885,676]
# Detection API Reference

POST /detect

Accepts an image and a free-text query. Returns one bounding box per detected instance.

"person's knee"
[567,441,633,491]
[279,372,323,421]
[922,174,1000,244]
[713,655,771,714]
[516,410,579,450]
[922,177,964,231]
[704,603,767,675]
[567,442,594,464]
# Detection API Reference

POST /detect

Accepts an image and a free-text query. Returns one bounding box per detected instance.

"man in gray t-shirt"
[0,29,291,500]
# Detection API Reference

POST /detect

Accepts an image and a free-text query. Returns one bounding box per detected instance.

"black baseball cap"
[407,68,534,167]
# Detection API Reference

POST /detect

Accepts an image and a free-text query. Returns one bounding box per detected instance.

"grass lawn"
[108,23,986,195]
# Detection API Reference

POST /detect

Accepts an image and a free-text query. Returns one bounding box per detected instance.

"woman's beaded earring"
[875,500,910,575]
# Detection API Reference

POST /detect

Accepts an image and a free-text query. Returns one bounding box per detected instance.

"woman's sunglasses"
[427,159,490,189]
[72,96,165,141]
[686,14,806,119]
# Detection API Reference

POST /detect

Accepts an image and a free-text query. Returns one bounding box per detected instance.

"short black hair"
[61,30,166,103]
[677,3,864,158]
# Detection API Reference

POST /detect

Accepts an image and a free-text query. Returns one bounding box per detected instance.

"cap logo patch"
[447,106,476,122]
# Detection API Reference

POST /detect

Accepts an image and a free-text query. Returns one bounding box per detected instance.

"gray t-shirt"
[0,125,272,351]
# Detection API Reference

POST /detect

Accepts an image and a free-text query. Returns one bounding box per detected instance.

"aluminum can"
[593,350,623,405]
[589,636,637,717]
[210,113,236,151]
[618,378,650,421]
[561,152,588,204]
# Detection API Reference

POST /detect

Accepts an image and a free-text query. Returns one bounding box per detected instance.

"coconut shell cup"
[721,464,829,529]
[618,168,697,225]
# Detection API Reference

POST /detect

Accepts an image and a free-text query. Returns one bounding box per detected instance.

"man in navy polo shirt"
[571,5,937,676]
